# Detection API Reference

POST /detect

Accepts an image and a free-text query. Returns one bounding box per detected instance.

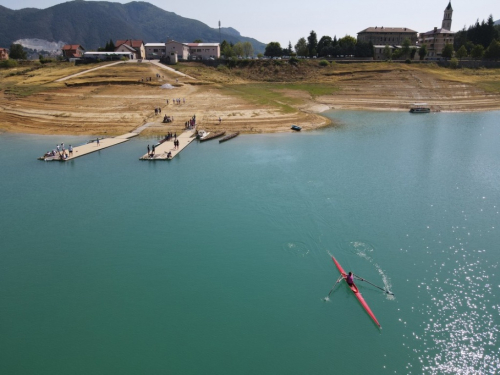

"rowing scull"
[332,256,381,328]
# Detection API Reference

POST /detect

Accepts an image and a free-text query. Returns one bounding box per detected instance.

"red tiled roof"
[62,44,84,51]
[116,39,143,48]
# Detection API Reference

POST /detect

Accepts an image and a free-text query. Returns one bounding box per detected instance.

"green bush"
[217,64,229,73]
[319,60,329,66]
[0,59,18,68]
[288,57,299,65]
[405,59,412,64]
[449,57,459,69]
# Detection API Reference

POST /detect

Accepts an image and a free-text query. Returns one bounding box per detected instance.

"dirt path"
[55,61,124,82]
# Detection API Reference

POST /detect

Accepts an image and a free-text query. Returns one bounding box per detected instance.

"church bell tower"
[442,1,453,31]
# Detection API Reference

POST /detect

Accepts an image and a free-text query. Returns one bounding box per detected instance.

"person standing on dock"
[97,138,100,147]
[152,144,155,155]
[147,145,150,155]
[69,145,73,156]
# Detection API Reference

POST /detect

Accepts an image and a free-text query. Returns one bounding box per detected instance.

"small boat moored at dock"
[291,125,302,131]
[409,103,430,113]
[219,132,239,143]
[197,130,210,140]
[199,131,226,142]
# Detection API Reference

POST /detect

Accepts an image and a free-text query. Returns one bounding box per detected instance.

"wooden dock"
[40,133,138,161]
[140,129,196,160]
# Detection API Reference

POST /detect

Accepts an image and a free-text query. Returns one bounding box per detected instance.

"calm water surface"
[0,110,499,374]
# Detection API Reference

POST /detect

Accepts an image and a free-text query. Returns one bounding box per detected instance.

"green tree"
[449,57,459,69]
[233,42,244,57]
[441,43,454,59]
[410,48,417,59]
[418,44,427,60]
[294,38,308,56]
[222,44,235,58]
[471,44,485,59]
[264,42,282,57]
[401,38,411,58]
[317,36,332,57]
[104,39,115,52]
[193,39,203,43]
[307,30,318,57]
[392,48,403,59]
[9,44,27,59]
[242,42,253,57]
[456,45,468,60]
[338,35,357,56]
[484,39,500,60]
[383,45,392,60]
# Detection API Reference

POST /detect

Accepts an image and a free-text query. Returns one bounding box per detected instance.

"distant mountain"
[0,1,266,53]
[495,19,500,26]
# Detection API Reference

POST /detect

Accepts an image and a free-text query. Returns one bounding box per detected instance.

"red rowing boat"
[332,256,381,328]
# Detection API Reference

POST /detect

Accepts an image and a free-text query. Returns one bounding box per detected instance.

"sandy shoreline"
[1,61,499,136]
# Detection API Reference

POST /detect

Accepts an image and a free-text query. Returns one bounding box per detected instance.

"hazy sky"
[1,0,499,46]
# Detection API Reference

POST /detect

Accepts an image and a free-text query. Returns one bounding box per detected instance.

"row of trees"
[220,40,254,58]
[454,15,499,51]
[265,31,374,58]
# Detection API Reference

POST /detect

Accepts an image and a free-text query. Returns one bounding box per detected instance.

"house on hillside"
[61,45,85,59]
[115,40,145,59]
[419,1,455,59]
[115,43,138,59]
[0,48,9,60]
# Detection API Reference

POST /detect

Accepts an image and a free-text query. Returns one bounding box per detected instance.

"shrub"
[217,64,229,73]
[319,60,329,66]
[405,59,412,64]
[288,57,299,65]
[0,59,18,68]
[449,57,459,69]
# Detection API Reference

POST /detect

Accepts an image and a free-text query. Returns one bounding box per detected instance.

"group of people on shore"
[185,115,196,129]
[166,98,185,105]
[154,107,162,115]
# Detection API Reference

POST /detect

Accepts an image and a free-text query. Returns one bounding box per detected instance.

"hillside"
[0,1,266,53]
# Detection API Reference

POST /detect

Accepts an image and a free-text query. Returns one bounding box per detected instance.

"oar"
[354,274,394,296]
[327,275,344,297]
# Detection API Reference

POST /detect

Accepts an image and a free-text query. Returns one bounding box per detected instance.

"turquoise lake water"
[1,110,499,374]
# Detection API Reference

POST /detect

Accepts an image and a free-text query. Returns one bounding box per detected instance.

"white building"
[144,40,220,61]
[145,43,167,60]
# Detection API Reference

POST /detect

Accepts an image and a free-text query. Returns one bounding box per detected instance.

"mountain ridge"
[0,1,266,53]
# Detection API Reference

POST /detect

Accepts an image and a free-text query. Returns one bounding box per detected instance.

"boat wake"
[331,241,395,300]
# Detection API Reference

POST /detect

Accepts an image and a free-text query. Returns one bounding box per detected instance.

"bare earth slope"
[0,60,499,135]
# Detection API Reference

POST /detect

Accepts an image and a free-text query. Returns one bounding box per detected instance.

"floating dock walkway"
[39,133,138,161]
[140,129,196,160]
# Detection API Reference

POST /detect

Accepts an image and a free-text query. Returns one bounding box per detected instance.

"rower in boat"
[346,272,354,286]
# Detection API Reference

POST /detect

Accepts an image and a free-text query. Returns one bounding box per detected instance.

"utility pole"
[218,20,221,44]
